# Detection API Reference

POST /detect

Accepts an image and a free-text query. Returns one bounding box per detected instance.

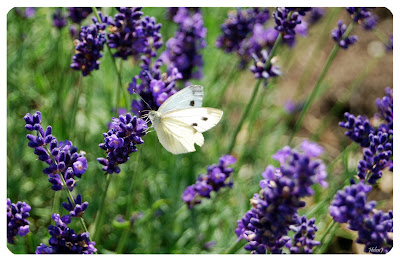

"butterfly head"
[148,110,162,124]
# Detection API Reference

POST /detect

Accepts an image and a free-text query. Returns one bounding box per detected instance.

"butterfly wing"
[162,107,223,133]
[158,85,203,114]
[153,117,204,155]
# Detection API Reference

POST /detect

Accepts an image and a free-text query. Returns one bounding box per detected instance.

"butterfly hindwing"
[153,117,204,155]
[158,85,203,114]
[162,107,223,133]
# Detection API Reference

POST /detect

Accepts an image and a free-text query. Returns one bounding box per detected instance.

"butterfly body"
[148,85,223,155]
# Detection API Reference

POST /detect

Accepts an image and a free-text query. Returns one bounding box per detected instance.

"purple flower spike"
[331,20,358,49]
[24,112,88,191]
[7,199,31,244]
[62,194,89,218]
[236,141,327,253]
[162,8,207,81]
[53,8,67,29]
[129,57,181,115]
[182,155,236,208]
[98,113,147,174]
[70,23,107,76]
[36,213,96,254]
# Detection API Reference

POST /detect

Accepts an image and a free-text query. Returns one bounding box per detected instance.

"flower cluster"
[362,15,378,30]
[346,7,374,22]
[329,181,393,253]
[235,141,327,253]
[62,194,89,218]
[249,49,281,83]
[97,113,147,174]
[67,7,93,24]
[52,8,67,29]
[36,214,97,254]
[331,20,358,49]
[329,181,376,230]
[216,8,270,54]
[107,7,145,59]
[7,199,31,244]
[289,215,320,254]
[356,210,393,253]
[161,8,207,81]
[70,19,107,76]
[385,35,393,51]
[182,155,236,208]
[307,7,325,25]
[24,111,88,191]
[339,88,393,184]
[273,7,302,35]
[129,57,182,114]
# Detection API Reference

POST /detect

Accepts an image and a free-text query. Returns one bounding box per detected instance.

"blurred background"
[7,7,392,254]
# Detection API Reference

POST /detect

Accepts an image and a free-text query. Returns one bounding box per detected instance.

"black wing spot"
[192,123,198,126]
[190,100,195,106]
[202,117,208,121]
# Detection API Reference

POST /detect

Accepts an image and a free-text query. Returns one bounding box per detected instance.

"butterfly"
[146,85,223,155]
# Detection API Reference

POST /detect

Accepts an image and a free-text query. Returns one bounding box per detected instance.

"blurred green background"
[7,7,393,254]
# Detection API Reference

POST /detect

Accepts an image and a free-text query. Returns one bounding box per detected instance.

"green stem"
[70,76,83,136]
[59,175,90,235]
[224,239,246,254]
[226,33,282,154]
[93,173,113,243]
[315,220,339,254]
[227,79,261,154]
[288,22,354,145]
[92,7,124,110]
[293,7,342,96]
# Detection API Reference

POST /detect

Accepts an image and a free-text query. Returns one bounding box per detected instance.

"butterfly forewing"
[158,85,203,113]
[162,107,223,133]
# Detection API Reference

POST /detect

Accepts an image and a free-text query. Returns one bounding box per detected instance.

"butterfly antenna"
[133,90,152,111]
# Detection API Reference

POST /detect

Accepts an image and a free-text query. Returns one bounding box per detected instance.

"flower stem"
[224,239,246,254]
[91,7,124,110]
[227,34,282,154]
[315,219,339,254]
[288,22,354,145]
[293,7,341,96]
[93,173,113,243]
[227,79,261,154]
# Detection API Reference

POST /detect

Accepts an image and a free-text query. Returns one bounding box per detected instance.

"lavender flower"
[307,8,325,24]
[249,49,281,82]
[68,7,93,24]
[97,113,147,174]
[62,194,89,218]
[235,142,327,253]
[216,8,270,54]
[7,199,31,244]
[356,210,393,253]
[273,8,301,35]
[129,56,182,115]
[70,23,107,76]
[141,16,163,57]
[340,88,393,184]
[329,181,376,230]
[289,215,320,253]
[182,155,236,208]
[161,8,207,80]
[53,8,67,29]
[346,7,373,22]
[331,20,358,49]
[24,111,88,191]
[362,15,378,30]
[36,213,96,254]
[106,7,145,60]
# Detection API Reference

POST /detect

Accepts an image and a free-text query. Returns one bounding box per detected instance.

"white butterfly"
[147,85,223,155]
